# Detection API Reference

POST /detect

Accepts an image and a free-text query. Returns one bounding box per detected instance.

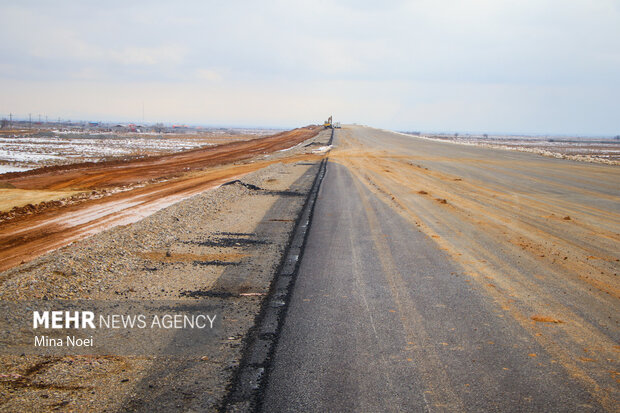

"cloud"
[0,0,618,134]
[195,69,222,82]
[108,45,186,66]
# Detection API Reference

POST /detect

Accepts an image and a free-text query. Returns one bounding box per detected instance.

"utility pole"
[29,113,32,128]
[9,113,12,129]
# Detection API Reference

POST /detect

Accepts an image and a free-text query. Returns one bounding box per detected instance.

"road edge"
[221,154,329,412]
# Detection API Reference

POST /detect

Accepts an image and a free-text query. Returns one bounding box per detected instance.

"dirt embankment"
[0,126,321,272]
[0,129,331,412]
[1,126,319,192]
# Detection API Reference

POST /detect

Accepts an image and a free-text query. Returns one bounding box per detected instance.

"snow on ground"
[0,165,33,174]
[0,128,284,170]
[392,130,620,165]
[0,133,214,169]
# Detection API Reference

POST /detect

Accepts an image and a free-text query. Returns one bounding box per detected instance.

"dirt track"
[0,138,329,412]
[2,127,318,190]
[0,127,320,272]
[325,126,619,411]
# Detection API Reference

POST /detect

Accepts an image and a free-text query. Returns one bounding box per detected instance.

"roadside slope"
[0,129,331,412]
[0,127,320,272]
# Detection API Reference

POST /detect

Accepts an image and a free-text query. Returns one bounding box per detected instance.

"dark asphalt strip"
[116,162,324,413]
[221,158,328,412]
[260,162,604,413]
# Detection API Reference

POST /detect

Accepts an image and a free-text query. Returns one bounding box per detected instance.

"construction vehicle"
[323,115,332,129]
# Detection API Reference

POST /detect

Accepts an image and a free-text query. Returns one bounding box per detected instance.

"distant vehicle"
[323,115,333,129]
[333,122,341,128]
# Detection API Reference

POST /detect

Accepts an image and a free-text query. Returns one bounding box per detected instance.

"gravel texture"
[0,129,331,412]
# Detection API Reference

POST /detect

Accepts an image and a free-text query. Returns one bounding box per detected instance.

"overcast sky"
[1,0,619,135]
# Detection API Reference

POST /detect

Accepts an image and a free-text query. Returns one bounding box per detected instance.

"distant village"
[0,117,228,135]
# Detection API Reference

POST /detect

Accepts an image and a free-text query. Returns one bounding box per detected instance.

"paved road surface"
[262,126,619,412]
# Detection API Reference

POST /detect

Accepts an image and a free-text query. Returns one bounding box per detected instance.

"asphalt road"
[261,126,619,412]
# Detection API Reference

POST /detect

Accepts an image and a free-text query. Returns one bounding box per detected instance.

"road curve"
[261,126,619,412]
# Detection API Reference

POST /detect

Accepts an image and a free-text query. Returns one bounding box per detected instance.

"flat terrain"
[263,126,619,412]
[1,124,617,412]
[0,127,319,271]
[406,133,620,165]
[0,128,330,412]
[0,128,267,169]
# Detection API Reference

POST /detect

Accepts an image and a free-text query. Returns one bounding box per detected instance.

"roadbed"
[0,130,331,412]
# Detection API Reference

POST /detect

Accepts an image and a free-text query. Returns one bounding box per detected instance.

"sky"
[0,0,619,135]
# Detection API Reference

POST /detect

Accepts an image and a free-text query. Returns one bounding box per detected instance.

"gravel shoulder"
[0,129,331,412]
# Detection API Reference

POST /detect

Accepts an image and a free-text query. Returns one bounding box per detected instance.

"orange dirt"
[531,315,564,324]
[2,127,318,191]
[139,251,249,263]
[0,127,320,272]
[330,126,620,411]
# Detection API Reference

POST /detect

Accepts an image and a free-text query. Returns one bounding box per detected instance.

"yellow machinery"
[323,115,333,129]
